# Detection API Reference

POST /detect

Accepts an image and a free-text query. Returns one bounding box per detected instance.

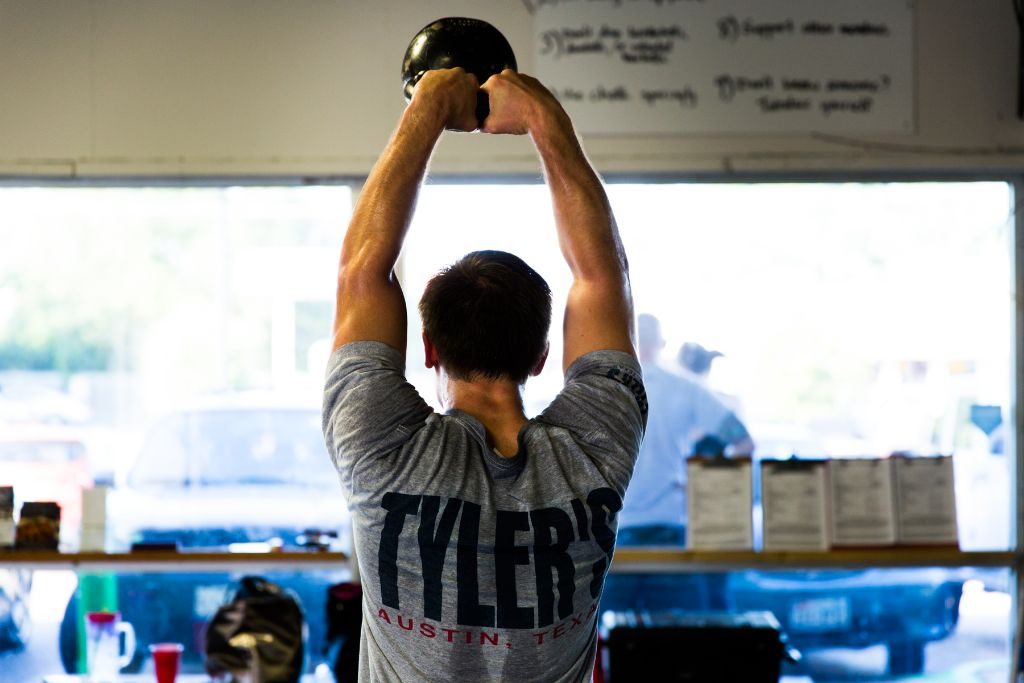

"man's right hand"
[410,68,480,133]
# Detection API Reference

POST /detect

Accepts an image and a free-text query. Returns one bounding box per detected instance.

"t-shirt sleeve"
[321,341,433,482]
[539,350,648,493]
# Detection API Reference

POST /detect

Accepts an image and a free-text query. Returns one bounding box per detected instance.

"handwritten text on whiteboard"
[531,0,915,135]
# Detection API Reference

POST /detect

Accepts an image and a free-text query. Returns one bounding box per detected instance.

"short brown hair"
[419,250,551,383]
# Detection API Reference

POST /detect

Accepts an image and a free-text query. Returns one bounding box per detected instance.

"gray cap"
[679,342,723,374]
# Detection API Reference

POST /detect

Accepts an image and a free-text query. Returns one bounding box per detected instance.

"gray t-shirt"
[323,341,646,683]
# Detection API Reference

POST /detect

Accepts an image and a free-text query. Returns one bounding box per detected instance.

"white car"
[105,394,349,552]
[60,395,351,674]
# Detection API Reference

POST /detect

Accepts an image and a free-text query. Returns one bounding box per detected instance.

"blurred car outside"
[728,567,962,676]
[0,425,97,550]
[59,394,352,674]
[0,425,98,653]
[104,393,349,552]
[0,381,91,426]
[0,569,31,651]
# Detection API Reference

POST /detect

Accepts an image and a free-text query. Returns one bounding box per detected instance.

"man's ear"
[422,331,439,369]
[530,342,550,377]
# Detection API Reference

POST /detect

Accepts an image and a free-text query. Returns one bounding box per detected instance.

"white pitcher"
[84,610,136,682]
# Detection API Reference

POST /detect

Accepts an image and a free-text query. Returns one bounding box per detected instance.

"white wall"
[1,0,1021,177]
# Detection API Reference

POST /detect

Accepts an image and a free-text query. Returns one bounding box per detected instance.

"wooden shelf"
[0,549,349,571]
[0,548,1015,572]
[611,547,1017,571]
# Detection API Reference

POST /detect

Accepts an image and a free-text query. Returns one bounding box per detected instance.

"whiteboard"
[531,0,915,135]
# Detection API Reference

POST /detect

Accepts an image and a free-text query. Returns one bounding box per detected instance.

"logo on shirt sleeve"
[606,365,648,419]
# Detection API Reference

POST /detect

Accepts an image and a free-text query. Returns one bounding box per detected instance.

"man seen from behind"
[322,68,647,682]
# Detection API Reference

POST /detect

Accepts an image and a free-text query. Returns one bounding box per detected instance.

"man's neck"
[445,377,528,458]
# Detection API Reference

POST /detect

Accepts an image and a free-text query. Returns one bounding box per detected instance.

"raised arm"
[481,72,636,372]
[332,69,479,356]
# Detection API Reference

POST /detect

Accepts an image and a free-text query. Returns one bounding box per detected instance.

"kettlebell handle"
[475,90,490,128]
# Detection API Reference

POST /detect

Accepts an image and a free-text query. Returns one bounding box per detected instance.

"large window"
[0,186,352,680]
[404,180,1014,679]
[0,180,1015,680]
[406,181,1014,550]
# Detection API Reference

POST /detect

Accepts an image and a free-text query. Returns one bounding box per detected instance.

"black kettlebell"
[401,17,517,127]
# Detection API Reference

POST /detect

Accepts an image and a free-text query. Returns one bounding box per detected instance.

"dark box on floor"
[600,610,794,683]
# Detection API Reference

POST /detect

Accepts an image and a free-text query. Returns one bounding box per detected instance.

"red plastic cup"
[148,642,184,683]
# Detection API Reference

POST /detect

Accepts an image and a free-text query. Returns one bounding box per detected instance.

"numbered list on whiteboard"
[531,0,915,135]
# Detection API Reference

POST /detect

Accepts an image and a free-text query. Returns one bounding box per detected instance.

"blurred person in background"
[679,340,748,421]
[602,313,753,613]
[678,341,721,384]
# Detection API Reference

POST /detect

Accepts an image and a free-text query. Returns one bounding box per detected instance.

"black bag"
[204,576,306,683]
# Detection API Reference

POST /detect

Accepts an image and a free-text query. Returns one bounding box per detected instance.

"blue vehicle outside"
[0,569,31,651]
[714,430,968,677]
[727,567,962,676]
